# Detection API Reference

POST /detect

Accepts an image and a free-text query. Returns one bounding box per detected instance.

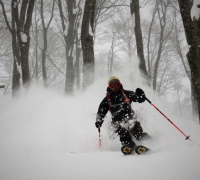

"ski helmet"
[108,76,121,92]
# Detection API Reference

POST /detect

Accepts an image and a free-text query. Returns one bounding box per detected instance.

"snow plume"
[97,55,148,91]
[0,57,200,179]
[0,84,99,155]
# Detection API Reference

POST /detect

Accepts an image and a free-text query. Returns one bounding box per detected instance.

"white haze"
[0,57,200,180]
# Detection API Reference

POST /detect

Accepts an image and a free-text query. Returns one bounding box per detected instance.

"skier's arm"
[95,97,109,128]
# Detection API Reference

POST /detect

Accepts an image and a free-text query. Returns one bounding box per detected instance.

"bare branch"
[0,0,12,32]
[46,0,56,29]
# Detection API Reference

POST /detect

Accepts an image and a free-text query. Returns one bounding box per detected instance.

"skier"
[95,76,149,154]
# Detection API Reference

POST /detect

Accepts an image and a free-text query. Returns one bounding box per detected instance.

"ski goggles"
[108,80,121,92]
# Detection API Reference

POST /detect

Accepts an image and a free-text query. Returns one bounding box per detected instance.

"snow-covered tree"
[178,0,200,122]
[0,0,35,96]
[81,0,96,91]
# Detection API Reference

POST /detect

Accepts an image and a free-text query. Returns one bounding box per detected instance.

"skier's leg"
[114,124,136,148]
[130,121,143,141]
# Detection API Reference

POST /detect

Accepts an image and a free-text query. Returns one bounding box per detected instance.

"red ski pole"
[145,97,191,141]
[98,128,101,147]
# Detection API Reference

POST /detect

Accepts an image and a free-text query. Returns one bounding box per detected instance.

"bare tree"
[40,0,55,87]
[75,31,81,90]
[146,1,159,79]
[110,10,136,57]
[81,0,96,91]
[130,0,148,81]
[152,0,172,91]
[169,8,199,115]
[57,0,82,94]
[94,0,122,35]
[0,26,12,94]
[33,4,39,81]
[0,0,35,96]
[178,0,200,122]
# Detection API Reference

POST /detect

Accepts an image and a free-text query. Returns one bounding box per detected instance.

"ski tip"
[121,144,134,155]
[135,145,150,155]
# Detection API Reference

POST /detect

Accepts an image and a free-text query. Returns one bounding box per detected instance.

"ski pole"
[145,97,191,141]
[98,127,101,147]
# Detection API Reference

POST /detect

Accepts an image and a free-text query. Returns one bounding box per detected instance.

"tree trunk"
[64,0,77,94]
[75,33,81,90]
[41,29,48,87]
[178,0,200,122]
[81,0,96,91]
[15,0,35,88]
[130,0,148,80]
[12,57,20,96]
[108,33,115,76]
[34,7,39,81]
[10,0,35,94]
[20,37,31,88]
[40,0,55,87]
[41,0,47,87]
[57,0,76,94]
[152,25,165,91]
[191,81,198,115]
[11,4,21,95]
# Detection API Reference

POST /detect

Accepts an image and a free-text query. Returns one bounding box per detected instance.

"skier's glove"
[135,88,146,103]
[95,119,104,128]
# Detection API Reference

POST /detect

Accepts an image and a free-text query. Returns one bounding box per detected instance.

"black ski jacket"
[96,87,140,122]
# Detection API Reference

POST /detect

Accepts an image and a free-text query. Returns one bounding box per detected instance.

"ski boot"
[115,124,137,155]
[130,121,151,141]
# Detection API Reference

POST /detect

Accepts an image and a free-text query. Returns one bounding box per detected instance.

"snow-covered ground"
[0,65,200,180]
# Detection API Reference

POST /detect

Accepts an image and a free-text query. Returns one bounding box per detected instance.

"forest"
[0,0,200,122]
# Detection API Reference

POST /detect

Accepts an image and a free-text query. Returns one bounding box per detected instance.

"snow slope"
[0,63,200,180]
